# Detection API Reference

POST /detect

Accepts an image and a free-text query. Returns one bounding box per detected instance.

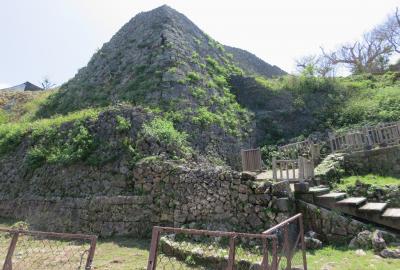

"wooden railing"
[278,139,320,162]
[278,138,312,157]
[272,157,314,182]
[298,157,314,180]
[241,148,262,171]
[364,123,400,146]
[329,121,400,153]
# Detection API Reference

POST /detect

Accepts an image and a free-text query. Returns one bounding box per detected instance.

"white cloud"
[0,83,10,90]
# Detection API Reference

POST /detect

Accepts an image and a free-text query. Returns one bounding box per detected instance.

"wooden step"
[382,208,400,219]
[315,192,347,209]
[336,197,367,206]
[358,202,387,213]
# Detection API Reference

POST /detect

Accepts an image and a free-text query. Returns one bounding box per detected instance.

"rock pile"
[349,229,400,259]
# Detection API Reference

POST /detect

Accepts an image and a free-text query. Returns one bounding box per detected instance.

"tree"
[321,30,393,74]
[296,55,334,77]
[376,8,400,53]
[40,77,56,90]
[321,8,400,74]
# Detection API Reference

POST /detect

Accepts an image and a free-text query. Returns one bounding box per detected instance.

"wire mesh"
[234,235,274,270]
[148,227,278,270]
[263,214,306,270]
[0,229,96,270]
[274,223,303,269]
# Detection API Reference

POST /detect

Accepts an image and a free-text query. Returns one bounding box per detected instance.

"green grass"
[18,90,56,122]
[307,246,400,270]
[336,174,400,190]
[0,90,55,124]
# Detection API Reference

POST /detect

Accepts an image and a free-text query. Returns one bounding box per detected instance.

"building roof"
[0,81,43,92]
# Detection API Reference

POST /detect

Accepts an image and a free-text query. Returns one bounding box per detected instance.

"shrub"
[255,76,274,89]
[0,109,9,125]
[190,87,207,99]
[206,56,226,74]
[212,75,228,88]
[192,107,221,126]
[0,124,25,155]
[26,123,94,169]
[142,117,191,155]
[186,72,201,83]
[116,115,131,132]
[167,67,177,74]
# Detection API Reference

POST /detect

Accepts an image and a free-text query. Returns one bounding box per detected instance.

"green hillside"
[230,71,400,145]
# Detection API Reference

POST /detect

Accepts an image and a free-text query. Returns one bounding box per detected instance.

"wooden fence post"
[227,236,236,270]
[241,149,246,171]
[310,144,320,163]
[328,132,335,153]
[272,157,277,180]
[298,157,304,182]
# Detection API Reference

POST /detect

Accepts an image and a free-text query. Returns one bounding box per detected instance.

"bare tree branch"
[40,77,56,90]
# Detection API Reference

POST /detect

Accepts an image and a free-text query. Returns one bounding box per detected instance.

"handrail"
[262,213,302,234]
[0,227,97,241]
[153,226,277,240]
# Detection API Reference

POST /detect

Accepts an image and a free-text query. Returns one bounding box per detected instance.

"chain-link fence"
[263,213,307,270]
[147,226,278,270]
[0,228,97,270]
[147,214,307,270]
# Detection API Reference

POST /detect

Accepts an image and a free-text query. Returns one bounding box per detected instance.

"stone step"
[336,197,367,206]
[335,197,367,218]
[315,192,347,209]
[358,202,387,213]
[380,208,400,230]
[308,186,330,196]
[318,192,347,200]
[382,208,400,219]
[295,185,330,203]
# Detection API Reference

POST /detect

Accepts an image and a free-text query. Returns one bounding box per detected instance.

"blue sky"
[0,0,399,88]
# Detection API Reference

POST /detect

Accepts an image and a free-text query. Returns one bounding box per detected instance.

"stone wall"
[0,160,294,237]
[297,200,368,244]
[344,145,400,177]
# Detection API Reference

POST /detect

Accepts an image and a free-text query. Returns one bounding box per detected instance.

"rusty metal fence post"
[3,231,19,270]
[299,215,308,270]
[85,236,98,270]
[284,224,291,270]
[147,227,161,270]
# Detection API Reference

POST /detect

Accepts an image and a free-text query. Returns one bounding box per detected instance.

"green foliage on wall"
[26,122,94,169]
[0,108,100,157]
[142,117,191,156]
[116,115,131,132]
